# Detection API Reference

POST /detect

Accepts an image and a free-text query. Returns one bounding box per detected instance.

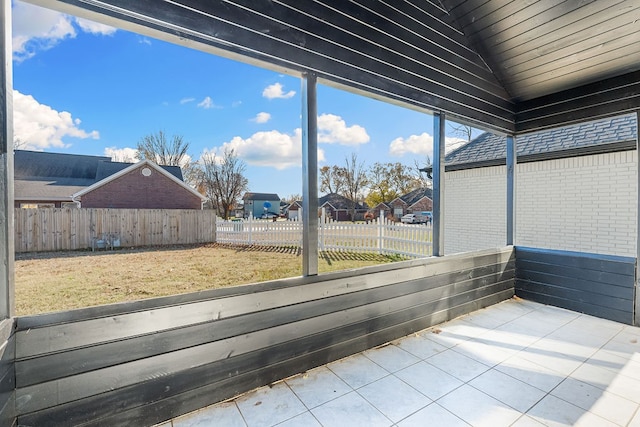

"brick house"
[388,188,433,220]
[319,193,368,221]
[14,150,205,209]
[73,160,205,209]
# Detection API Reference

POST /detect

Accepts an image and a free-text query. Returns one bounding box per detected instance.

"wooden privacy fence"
[14,208,217,253]
[216,213,433,258]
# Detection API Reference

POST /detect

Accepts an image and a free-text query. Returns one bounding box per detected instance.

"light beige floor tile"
[235,383,306,427]
[286,366,351,409]
[310,391,391,427]
[437,384,522,427]
[357,375,431,423]
[469,369,546,413]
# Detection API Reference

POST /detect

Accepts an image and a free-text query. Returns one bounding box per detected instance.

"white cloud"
[180,97,195,105]
[252,112,271,123]
[317,114,369,145]
[211,129,325,170]
[12,1,116,61]
[74,17,117,35]
[104,147,139,163]
[13,90,100,150]
[197,96,221,109]
[262,83,296,99]
[388,132,466,157]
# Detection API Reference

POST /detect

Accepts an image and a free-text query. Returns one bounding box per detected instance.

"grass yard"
[15,243,403,316]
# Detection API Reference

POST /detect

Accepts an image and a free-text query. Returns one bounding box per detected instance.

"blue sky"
[11,1,482,199]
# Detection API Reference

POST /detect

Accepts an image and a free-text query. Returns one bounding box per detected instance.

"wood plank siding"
[515,247,636,325]
[14,247,514,426]
[31,0,515,133]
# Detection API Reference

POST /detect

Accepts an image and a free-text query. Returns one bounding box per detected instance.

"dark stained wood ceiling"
[24,0,640,134]
[443,0,640,102]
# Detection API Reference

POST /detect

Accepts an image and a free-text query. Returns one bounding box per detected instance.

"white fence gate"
[216,212,432,258]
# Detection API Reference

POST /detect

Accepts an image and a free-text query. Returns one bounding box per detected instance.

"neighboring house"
[368,202,391,220]
[284,200,302,220]
[424,113,637,256]
[243,192,281,218]
[319,193,368,221]
[14,150,205,209]
[388,188,433,220]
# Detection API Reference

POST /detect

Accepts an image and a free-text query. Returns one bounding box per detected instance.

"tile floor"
[159,299,640,427]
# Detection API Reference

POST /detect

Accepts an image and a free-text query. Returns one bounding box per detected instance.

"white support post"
[301,72,319,275]
[506,134,516,246]
[0,0,14,318]
[432,112,445,256]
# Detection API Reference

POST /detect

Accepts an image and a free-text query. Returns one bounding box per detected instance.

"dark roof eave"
[421,140,636,173]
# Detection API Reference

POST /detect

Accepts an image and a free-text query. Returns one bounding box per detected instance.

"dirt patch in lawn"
[15,243,403,316]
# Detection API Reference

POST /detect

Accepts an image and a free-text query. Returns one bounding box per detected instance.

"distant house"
[243,192,281,218]
[388,188,433,220]
[368,202,391,220]
[285,200,303,220]
[319,193,368,221]
[14,150,205,209]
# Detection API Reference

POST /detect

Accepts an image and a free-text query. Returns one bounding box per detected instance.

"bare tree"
[448,122,473,142]
[200,148,248,219]
[413,156,432,188]
[137,130,190,166]
[338,153,368,222]
[319,165,344,194]
[136,130,203,187]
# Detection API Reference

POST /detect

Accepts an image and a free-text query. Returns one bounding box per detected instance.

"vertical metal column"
[301,72,318,276]
[636,111,639,326]
[0,0,14,318]
[506,134,516,246]
[432,112,445,256]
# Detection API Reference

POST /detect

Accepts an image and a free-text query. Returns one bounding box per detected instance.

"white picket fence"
[216,213,432,258]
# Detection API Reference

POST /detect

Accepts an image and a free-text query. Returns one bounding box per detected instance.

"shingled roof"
[444,114,637,171]
[14,150,184,202]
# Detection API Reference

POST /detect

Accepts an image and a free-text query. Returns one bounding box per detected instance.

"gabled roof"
[243,192,280,201]
[14,150,195,202]
[15,151,110,180]
[319,193,366,211]
[72,160,206,200]
[443,114,637,171]
[389,188,433,207]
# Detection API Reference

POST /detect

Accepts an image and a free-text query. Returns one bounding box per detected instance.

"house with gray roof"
[319,193,368,221]
[14,150,205,209]
[428,114,638,256]
[242,192,281,218]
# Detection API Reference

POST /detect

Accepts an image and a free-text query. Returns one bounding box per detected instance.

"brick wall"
[444,165,507,254]
[444,151,638,257]
[516,151,637,256]
[80,166,203,209]
[409,197,433,212]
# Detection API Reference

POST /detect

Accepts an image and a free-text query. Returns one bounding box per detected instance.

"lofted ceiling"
[24,0,640,135]
[443,0,640,102]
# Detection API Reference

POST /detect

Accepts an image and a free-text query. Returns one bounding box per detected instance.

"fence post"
[378,210,384,255]
[248,215,253,245]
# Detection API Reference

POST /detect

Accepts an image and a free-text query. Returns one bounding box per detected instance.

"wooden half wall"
[14,247,514,426]
[515,247,636,325]
[0,319,15,427]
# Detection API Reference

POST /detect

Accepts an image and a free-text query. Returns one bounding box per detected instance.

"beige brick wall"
[444,165,507,254]
[444,150,638,257]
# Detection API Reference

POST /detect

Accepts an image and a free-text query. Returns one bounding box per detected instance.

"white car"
[401,214,418,224]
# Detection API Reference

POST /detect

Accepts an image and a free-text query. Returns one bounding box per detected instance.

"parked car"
[401,212,432,224]
[261,211,279,219]
[401,213,418,224]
